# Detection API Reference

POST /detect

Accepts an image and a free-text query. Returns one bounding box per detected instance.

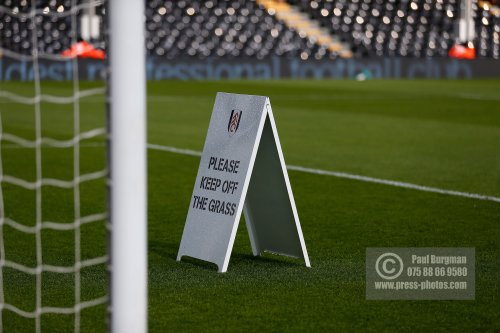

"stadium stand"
[0,0,106,57]
[0,0,498,58]
[145,0,330,59]
[0,0,69,56]
[289,0,499,58]
[288,0,458,57]
[476,0,500,57]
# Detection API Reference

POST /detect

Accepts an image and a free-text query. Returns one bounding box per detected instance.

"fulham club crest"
[227,109,242,136]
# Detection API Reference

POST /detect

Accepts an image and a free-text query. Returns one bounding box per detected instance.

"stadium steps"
[256,0,353,58]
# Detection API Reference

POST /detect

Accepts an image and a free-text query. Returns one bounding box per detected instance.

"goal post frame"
[108,0,147,332]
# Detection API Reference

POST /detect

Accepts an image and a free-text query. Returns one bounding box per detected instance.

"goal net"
[0,0,147,332]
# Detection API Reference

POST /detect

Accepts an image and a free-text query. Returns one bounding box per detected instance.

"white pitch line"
[147,143,500,204]
[147,143,202,157]
[285,165,500,203]
[2,142,498,203]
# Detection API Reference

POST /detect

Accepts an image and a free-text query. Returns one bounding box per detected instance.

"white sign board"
[177,92,310,272]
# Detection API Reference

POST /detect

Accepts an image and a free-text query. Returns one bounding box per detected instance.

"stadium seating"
[144,0,327,59]
[289,0,499,58]
[476,1,500,58]
[288,0,457,57]
[0,0,498,59]
[0,0,75,56]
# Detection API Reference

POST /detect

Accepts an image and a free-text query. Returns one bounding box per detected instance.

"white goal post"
[109,0,148,332]
[0,0,148,331]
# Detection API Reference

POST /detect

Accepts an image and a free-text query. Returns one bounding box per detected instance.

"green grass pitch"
[0,79,499,332]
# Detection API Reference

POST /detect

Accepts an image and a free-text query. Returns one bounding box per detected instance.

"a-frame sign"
[177,93,310,272]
